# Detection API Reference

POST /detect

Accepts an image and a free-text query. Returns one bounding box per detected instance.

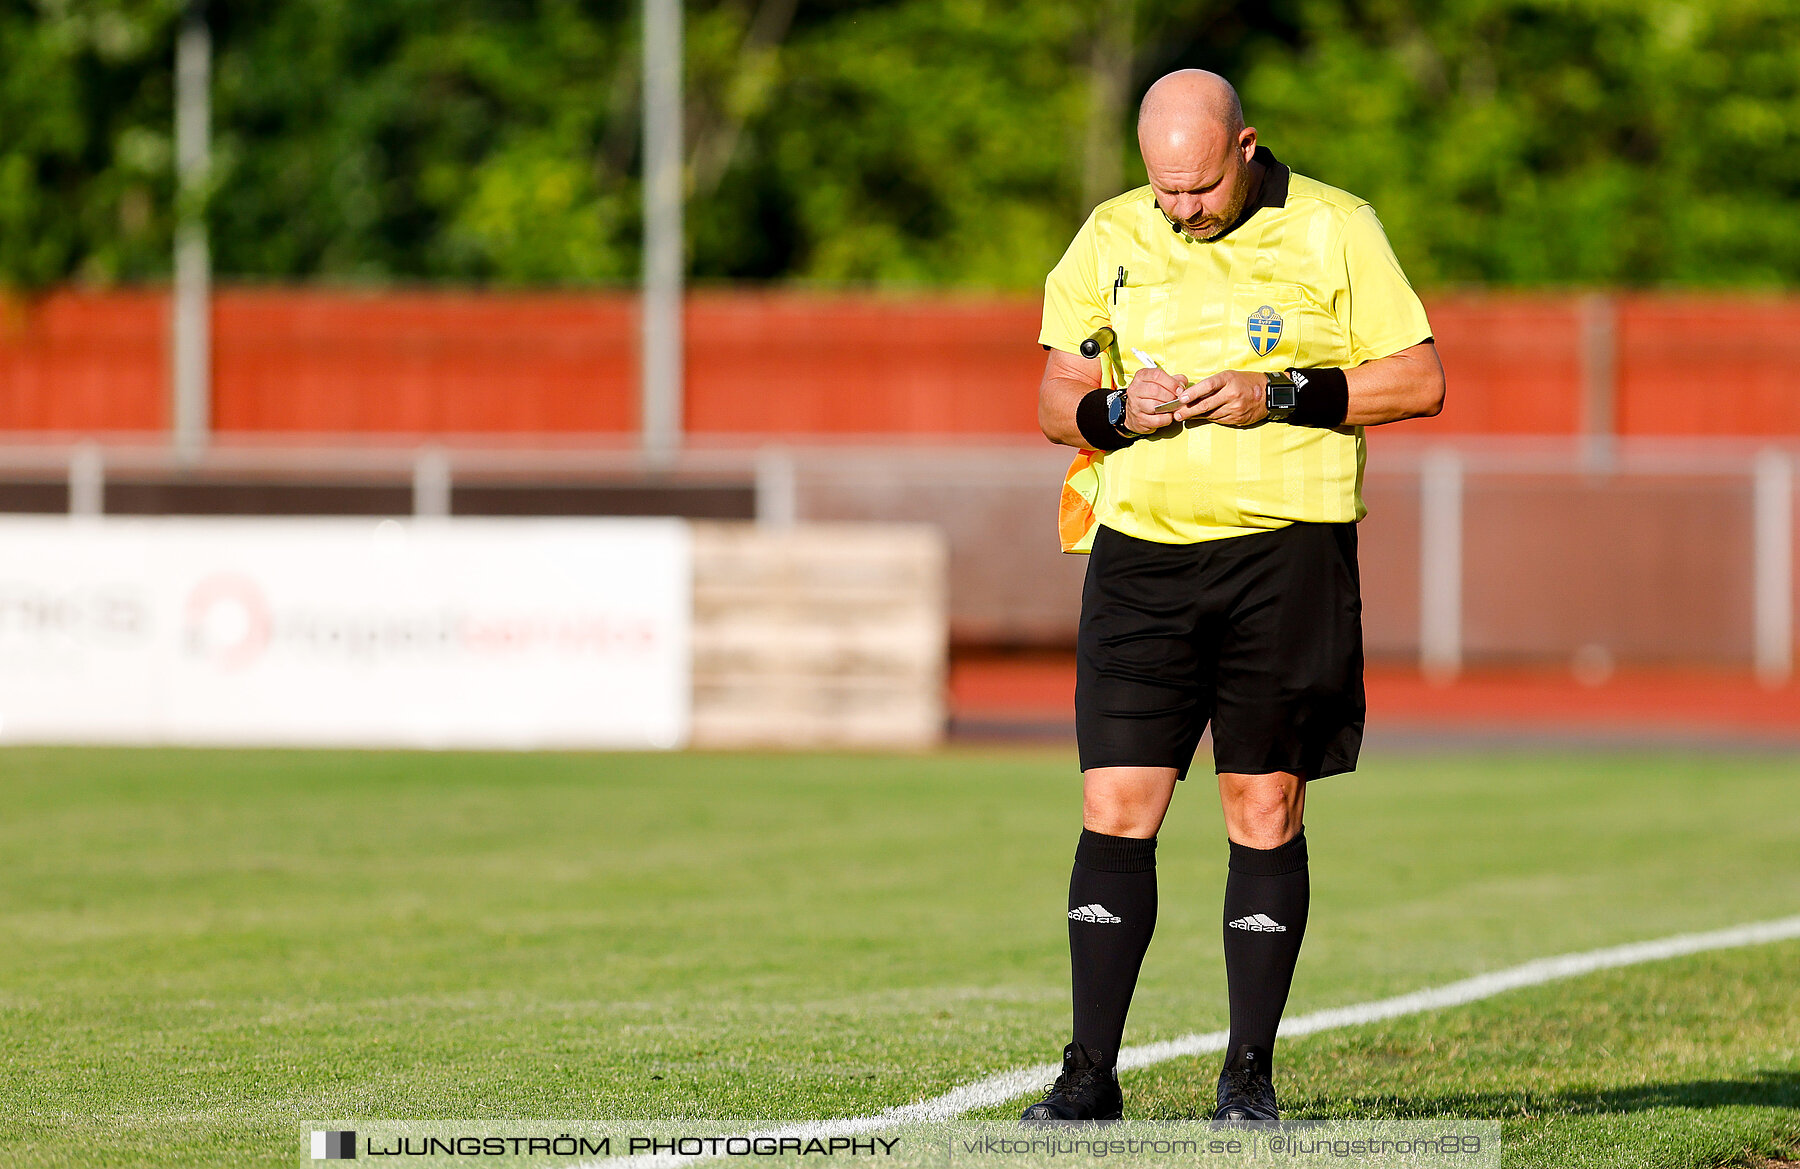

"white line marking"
[577,913,1800,1169]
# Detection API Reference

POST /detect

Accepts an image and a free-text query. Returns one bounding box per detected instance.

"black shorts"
[1075,522,1365,780]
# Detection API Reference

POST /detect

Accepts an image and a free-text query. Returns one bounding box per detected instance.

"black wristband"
[1286,367,1349,428]
[1076,389,1135,451]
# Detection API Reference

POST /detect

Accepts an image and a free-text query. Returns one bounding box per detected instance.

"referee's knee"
[1082,766,1178,838]
[1218,772,1304,847]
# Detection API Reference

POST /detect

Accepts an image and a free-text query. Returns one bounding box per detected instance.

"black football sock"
[1221,831,1310,1070]
[1068,829,1158,1067]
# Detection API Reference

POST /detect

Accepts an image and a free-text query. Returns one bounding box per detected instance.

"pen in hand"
[1131,348,1189,413]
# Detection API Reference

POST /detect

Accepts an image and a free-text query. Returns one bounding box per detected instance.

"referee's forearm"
[1342,341,1446,427]
[1039,375,1101,447]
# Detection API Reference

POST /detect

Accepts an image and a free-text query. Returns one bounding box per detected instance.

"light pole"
[641,0,685,467]
[172,0,212,462]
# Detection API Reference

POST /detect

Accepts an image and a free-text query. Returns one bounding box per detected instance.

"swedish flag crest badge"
[1246,305,1284,357]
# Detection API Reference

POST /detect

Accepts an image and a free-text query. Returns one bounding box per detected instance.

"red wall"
[2,288,1796,438]
[1616,300,1800,436]
[685,295,1045,435]
[1420,297,1585,434]
[214,291,637,433]
[0,290,168,431]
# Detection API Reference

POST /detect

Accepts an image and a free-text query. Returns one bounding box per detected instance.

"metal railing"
[4,435,1796,679]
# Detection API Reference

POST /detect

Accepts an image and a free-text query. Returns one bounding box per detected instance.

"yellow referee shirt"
[1041,148,1431,548]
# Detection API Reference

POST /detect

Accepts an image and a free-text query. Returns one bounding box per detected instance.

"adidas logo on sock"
[1228,913,1287,932]
[1068,903,1122,924]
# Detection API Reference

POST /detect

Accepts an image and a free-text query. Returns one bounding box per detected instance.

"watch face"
[1108,391,1128,428]
[1267,382,1298,411]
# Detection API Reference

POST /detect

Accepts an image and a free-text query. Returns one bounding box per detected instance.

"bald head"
[1135,70,1259,241]
[1137,69,1244,148]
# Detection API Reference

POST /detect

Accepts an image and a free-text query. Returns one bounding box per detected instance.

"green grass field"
[2,746,1797,1168]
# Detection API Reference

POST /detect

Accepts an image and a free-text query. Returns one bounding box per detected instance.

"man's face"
[1141,126,1257,241]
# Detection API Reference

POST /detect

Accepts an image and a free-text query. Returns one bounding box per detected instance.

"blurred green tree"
[0,0,179,287]
[205,0,636,283]
[1243,0,1800,288]
[0,0,1794,290]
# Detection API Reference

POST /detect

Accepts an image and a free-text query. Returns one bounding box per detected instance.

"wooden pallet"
[690,522,947,748]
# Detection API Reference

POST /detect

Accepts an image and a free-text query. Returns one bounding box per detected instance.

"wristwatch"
[1106,390,1141,439]
[1264,371,1298,421]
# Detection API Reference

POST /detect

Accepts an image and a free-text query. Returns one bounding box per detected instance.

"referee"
[1021,70,1445,1126]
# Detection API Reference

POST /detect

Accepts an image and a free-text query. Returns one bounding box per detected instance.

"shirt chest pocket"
[1111,274,1173,355]
[1229,282,1312,368]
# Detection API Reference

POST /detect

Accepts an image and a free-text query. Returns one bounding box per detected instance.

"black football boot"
[1019,1042,1124,1127]
[1211,1044,1280,1126]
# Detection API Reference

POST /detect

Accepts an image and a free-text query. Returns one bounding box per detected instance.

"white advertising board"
[0,517,691,749]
